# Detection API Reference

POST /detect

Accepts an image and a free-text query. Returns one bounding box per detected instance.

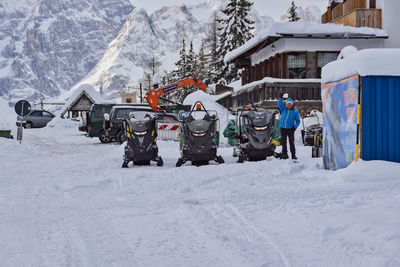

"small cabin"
[61,90,96,119]
[321,48,400,170]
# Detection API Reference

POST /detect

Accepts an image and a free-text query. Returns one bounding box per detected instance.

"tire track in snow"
[222,203,291,267]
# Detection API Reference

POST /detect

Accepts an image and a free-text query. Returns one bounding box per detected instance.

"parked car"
[86,103,152,140]
[16,110,55,128]
[100,105,154,143]
[86,104,115,138]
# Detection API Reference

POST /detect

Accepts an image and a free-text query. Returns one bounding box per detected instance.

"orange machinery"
[145,78,207,112]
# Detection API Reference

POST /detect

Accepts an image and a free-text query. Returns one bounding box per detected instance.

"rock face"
[0,0,134,102]
[76,2,274,95]
[0,0,273,102]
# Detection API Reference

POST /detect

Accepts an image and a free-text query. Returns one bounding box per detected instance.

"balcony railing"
[322,0,381,29]
[217,82,322,111]
[332,2,344,20]
[331,9,382,29]
[343,0,366,15]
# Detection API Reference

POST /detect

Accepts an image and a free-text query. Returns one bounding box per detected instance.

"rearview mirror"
[104,113,110,121]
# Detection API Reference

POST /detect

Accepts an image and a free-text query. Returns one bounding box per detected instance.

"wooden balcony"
[343,0,366,14]
[322,6,333,24]
[331,9,382,29]
[216,82,322,112]
[332,2,344,20]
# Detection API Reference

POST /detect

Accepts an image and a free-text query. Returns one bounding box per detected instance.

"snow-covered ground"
[1,119,400,267]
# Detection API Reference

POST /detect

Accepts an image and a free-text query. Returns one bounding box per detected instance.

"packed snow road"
[1,120,400,267]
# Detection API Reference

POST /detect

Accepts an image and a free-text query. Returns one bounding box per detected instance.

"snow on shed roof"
[225,22,388,63]
[60,84,105,117]
[322,48,400,83]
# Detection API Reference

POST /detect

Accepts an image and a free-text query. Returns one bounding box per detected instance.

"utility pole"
[138,78,144,103]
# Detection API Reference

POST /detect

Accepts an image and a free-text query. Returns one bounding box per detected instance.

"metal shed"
[362,76,400,162]
[321,48,400,170]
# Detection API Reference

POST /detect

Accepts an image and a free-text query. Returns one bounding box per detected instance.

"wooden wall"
[343,0,366,15]
[332,2,344,20]
[332,9,382,28]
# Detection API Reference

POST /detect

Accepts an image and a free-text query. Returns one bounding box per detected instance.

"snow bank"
[183,90,234,145]
[46,117,80,130]
[0,98,16,130]
[322,47,400,83]
[225,22,388,63]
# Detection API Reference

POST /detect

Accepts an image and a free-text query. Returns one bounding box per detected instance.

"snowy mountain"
[280,5,322,23]
[0,0,134,103]
[73,2,273,95]
[0,0,273,102]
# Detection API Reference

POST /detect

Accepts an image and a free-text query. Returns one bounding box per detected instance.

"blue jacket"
[278,98,301,129]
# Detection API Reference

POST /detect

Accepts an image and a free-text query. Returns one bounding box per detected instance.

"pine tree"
[218,0,255,84]
[173,39,187,81]
[196,40,208,82]
[288,1,300,22]
[204,13,223,85]
[186,41,196,78]
[169,39,194,102]
[143,54,161,92]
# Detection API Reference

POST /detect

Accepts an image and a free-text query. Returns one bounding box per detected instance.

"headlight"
[192,132,206,137]
[254,126,268,131]
[134,131,147,136]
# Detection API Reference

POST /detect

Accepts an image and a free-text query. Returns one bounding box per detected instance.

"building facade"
[220,22,387,112]
[322,0,400,48]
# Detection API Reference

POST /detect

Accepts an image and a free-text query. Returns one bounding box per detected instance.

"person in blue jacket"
[278,94,301,160]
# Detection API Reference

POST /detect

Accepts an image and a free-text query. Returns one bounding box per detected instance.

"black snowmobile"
[233,104,280,163]
[301,109,323,146]
[176,101,224,167]
[301,109,323,158]
[121,112,163,168]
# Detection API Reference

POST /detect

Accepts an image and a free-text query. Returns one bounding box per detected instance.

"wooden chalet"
[219,21,388,112]
[61,90,96,119]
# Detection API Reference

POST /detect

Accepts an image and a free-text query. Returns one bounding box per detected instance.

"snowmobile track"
[221,204,291,267]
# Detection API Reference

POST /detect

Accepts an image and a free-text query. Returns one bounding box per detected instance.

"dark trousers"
[281,128,296,156]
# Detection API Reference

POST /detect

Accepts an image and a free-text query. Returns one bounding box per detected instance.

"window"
[30,111,42,116]
[42,111,53,117]
[317,52,339,77]
[287,53,306,79]
[116,109,133,119]
[93,107,104,118]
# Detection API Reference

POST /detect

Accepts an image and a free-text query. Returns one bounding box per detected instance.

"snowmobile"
[176,101,224,167]
[121,112,163,168]
[233,104,280,163]
[300,109,323,158]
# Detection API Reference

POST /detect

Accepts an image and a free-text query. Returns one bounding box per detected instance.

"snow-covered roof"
[215,77,321,101]
[225,22,388,63]
[234,77,321,95]
[60,84,105,117]
[322,47,400,83]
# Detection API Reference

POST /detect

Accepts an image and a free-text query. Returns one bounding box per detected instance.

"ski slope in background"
[0,119,399,267]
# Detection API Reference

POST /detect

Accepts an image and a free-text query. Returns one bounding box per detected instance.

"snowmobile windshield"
[179,110,217,121]
[187,120,212,134]
[128,117,151,132]
[129,111,155,120]
[242,110,273,128]
[303,115,321,128]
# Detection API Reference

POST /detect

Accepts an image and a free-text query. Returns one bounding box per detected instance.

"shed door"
[362,76,400,163]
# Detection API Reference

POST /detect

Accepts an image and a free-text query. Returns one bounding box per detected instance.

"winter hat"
[286,98,294,106]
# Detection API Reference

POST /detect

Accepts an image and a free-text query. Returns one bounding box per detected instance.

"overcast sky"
[131,0,329,21]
